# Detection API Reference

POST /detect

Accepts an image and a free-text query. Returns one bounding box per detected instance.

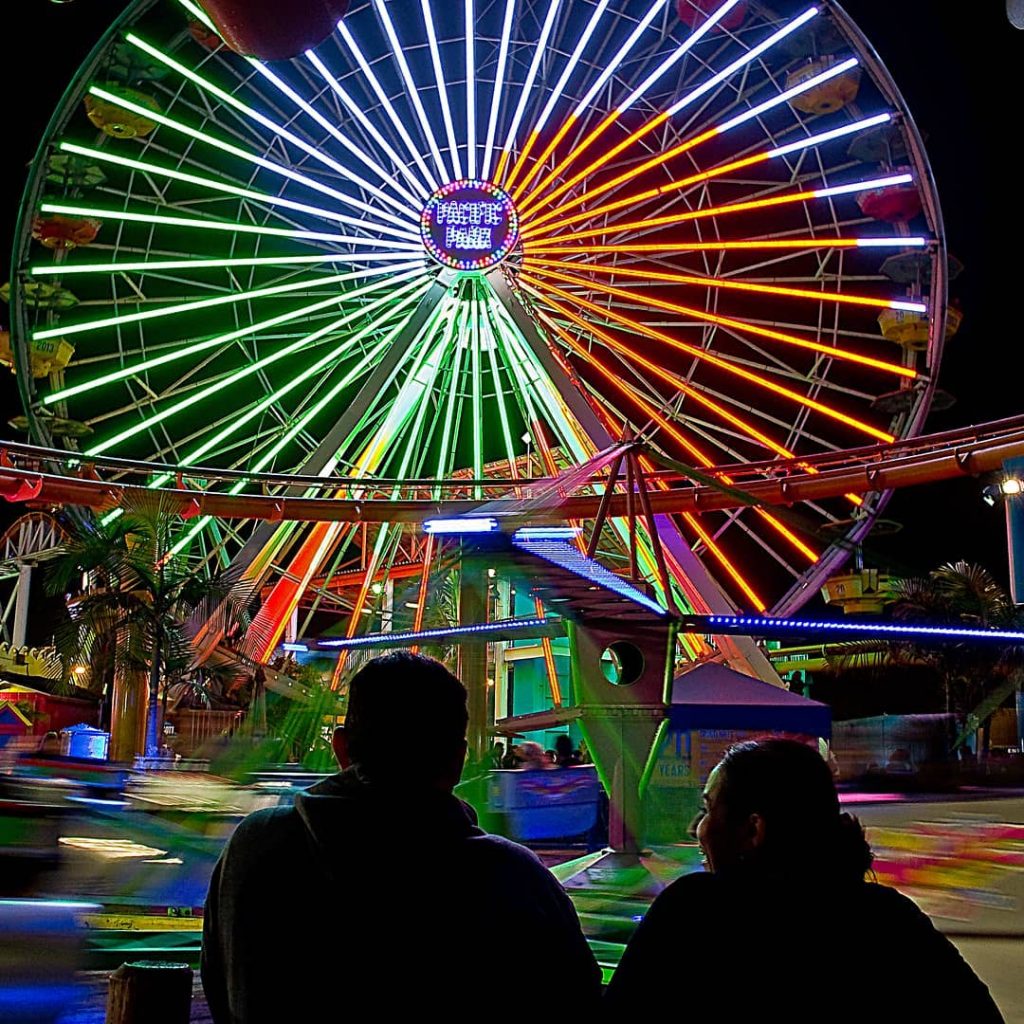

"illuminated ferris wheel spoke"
[522,272,895,444]
[336,20,440,192]
[54,142,419,245]
[302,51,430,200]
[523,56,864,230]
[84,87,415,236]
[419,0,463,180]
[502,0,614,194]
[510,0,670,199]
[533,295,802,463]
[480,0,517,180]
[524,264,913,378]
[525,258,925,314]
[42,276,415,407]
[82,268,430,457]
[368,0,452,183]
[147,283,430,484]
[244,61,424,210]
[518,4,820,216]
[122,36,421,225]
[522,174,916,243]
[33,259,424,343]
[493,0,565,186]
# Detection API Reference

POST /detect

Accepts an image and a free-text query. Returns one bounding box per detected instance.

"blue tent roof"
[669,662,831,738]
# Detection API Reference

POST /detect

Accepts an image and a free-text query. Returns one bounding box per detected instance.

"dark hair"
[717,739,872,883]
[554,735,574,757]
[345,652,467,780]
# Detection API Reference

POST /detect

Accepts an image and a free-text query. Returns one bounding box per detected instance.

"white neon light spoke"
[664,6,820,121]
[481,0,516,179]
[124,35,419,225]
[465,0,477,178]
[497,0,564,169]
[304,51,431,198]
[57,143,420,243]
[87,86,414,234]
[337,19,441,191]
[574,0,669,114]
[421,0,463,179]
[615,0,741,114]
[247,61,423,209]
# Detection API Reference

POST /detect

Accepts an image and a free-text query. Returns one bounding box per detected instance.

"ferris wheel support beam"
[489,272,779,684]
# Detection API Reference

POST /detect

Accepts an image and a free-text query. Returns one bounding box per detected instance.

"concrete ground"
[953,938,1023,1024]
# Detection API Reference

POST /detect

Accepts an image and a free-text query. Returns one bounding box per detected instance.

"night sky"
[1,1,1020,589]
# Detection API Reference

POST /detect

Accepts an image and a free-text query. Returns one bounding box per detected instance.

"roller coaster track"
[2,415,1023,525]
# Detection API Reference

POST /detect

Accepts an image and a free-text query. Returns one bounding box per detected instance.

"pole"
[12,562,32,648]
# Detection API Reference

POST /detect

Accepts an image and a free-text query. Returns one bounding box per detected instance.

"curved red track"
[2,415,1023,524]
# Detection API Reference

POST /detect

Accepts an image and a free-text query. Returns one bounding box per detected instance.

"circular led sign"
[420,179,519,271]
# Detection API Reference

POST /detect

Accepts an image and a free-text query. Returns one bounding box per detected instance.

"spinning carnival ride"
[8,0,949,678]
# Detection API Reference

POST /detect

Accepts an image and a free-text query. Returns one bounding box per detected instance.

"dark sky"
[2,1,1020,586]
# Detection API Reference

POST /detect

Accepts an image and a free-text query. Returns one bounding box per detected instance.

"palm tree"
[45,496,252,761]
[829,561,1024,755]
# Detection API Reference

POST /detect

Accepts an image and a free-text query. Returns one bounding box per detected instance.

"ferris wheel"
[8,0,948,664]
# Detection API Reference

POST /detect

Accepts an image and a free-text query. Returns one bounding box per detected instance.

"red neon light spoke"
[524,257,922,316]
[523,263,915,379]
[519,271,895,444]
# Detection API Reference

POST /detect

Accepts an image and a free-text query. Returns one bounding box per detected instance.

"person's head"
[554,734,574,758]
[693,738,871,884]
[332,652,467,789]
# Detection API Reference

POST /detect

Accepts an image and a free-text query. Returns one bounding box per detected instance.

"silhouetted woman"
[605,739,1003,1022]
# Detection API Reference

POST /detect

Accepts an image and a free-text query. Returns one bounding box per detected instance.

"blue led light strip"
[512,538,668,616]
[698,615,1024,643]
[318,616,557,649]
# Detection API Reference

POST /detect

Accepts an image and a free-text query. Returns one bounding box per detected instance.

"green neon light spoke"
[53,142,420,242]
[168,305,430,555]
[121,36,420,223]
[43,268,414,406]
[147,282,427,486]
[31,253,415,277]
[88,84,415,233]
[34,256,425,342]
[470,282,484,500]
[481,299,519,478]
[85,269,429,457]
[435,305,468,484]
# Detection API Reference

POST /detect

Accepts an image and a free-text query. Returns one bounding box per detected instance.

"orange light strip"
[524,155,794,239]
[523,239,868,255]
[537,307,819,566]
[503,129,542,194]
[524,264,914,380]
[510,114,579,201]
[516,110,628,213]
[536,300,795,461]
[493,148,512,186]
[526,144,767,232]
[524,257,921,318]
[683,511,767,611]
[520,270,895,444]
[409,532,435,654]
[525,124,717,225]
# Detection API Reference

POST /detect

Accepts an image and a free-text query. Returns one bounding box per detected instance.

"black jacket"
[604,868,1004,1022]
[202,769,600,1021]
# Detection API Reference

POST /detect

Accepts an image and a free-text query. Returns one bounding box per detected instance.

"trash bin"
[60,723,109,760]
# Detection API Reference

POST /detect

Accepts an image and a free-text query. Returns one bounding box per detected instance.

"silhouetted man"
[202,652,600,1021]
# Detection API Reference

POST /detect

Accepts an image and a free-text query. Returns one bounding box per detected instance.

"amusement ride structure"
[6,0,1004,748]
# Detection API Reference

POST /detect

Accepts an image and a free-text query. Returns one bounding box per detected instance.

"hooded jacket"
[202,769,600,1021]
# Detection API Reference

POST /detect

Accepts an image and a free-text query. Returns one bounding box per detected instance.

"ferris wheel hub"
[419,178,519,272]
